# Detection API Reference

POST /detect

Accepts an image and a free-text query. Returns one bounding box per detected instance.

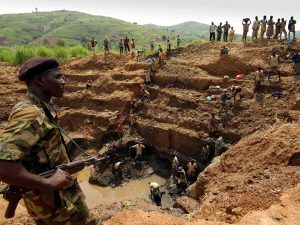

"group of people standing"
[210,16,297,43]
[209,21,233,42]
[90,36,136,55]
[247,16,297,41]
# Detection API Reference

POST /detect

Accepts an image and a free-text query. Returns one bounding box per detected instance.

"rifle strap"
[42,102,90,158]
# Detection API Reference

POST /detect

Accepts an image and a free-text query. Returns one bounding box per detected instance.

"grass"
[0,45,91,65]
[0,10,200,47]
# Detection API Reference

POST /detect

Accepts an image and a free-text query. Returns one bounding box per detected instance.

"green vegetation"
[0,45,90,65]
[0,10,202,49]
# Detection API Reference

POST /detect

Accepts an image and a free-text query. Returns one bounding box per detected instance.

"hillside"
[168,21,209,37]
[145,21,210,38]
[0,10,197,48]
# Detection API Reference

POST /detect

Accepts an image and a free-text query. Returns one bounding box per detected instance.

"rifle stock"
[1,156,108,219]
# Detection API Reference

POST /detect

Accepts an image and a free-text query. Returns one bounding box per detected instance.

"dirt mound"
[187,123,300,223]
[102,183,300,225]
[198,56,257,77]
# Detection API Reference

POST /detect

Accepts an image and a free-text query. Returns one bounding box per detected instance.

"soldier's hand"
[46,169,73,190]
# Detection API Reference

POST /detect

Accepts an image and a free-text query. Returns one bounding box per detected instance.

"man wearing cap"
[0,57,100,225]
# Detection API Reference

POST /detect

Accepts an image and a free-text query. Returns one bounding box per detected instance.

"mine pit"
[1,42,300,225]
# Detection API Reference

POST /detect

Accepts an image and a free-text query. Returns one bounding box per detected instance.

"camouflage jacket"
[0,93,86,222]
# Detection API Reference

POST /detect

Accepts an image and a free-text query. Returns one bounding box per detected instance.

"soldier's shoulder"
[9,100,45,122]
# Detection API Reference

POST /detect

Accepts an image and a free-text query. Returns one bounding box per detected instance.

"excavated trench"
[66,128,235,211]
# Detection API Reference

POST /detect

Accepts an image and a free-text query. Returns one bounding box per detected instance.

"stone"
[173,196,200,214]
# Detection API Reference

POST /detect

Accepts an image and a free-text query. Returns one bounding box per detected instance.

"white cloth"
[149,182,159,191]
[210,25,218,33]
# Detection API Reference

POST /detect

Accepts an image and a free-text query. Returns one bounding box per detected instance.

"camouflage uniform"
[0,93,100,225]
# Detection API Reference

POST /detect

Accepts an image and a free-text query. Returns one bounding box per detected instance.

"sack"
[236,74,245,80]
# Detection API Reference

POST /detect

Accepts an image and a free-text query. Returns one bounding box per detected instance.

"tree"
[43,39,50,45]
[80,36,88,44]
[162,35,167,41]
[56,39,65,47]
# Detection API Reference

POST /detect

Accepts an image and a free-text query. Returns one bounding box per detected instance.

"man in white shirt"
[209,22,218,41]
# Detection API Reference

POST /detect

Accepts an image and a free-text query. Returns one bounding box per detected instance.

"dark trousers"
[210,32,215,41]
[217,32,222,41]
[124,44,130,52]
[223,32,228,42]
[119,47,123,54]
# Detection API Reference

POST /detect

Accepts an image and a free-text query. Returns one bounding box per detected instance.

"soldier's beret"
[18,57,60,81]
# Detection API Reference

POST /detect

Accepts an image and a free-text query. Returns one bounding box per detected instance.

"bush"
[0,45,92,65]
[14,47,36,65]
[54,47,68,61]
[56,39,65,47]
[37,47,52,57]
[0,48,15,64]
[70,46,89,58]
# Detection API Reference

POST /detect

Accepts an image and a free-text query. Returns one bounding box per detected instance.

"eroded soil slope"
[0,41,300,224]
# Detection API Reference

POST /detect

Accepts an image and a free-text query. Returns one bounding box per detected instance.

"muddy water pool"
[77,168,174,209]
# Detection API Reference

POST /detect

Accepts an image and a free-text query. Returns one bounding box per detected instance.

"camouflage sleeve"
[0,104,48,161]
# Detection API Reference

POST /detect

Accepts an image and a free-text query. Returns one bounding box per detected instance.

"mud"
[78,169,174,209]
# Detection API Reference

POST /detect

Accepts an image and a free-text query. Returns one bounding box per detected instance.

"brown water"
[77,168,174,209]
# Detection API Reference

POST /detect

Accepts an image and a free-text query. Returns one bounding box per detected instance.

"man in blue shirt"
[292,52,300,75]
[219,89,230,113]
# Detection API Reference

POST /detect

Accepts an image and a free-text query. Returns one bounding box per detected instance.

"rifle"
[0,156,108,219]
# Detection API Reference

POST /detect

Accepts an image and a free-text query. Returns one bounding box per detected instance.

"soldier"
[252,16,260,40]
[0,57,100,224]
